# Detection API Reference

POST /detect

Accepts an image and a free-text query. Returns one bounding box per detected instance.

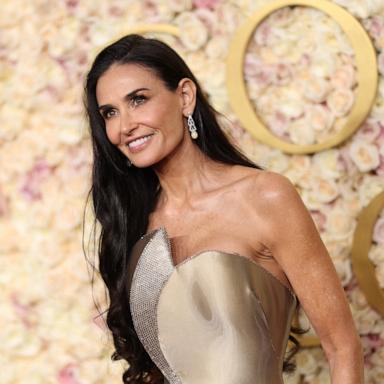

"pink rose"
[375,155,384,176]
[192,0,220,10]
[367,16,384,40]
[19,158,53,201]
[57,363,80,384]
[254,20,272,46]
[10,292,35,328]
[244,54,275,87]
[0,187,9,217]
[310,210,327,232]
[354,119,381,142]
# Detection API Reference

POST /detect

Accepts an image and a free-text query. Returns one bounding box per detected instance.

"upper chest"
[147,184,271,265]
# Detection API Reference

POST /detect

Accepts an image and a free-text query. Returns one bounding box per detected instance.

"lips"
[126,133,154,152]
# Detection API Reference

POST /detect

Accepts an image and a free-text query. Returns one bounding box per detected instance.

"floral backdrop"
[1,0,384,383]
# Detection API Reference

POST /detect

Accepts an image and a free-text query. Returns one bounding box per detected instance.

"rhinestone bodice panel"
[128,227,297,384]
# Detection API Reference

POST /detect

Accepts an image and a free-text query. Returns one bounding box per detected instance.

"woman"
[84,34,363,383]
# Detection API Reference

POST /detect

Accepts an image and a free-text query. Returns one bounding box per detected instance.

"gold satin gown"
[127,227,297,384]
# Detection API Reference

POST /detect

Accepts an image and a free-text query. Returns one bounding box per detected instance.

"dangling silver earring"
[126,158,132,167]
[187,113,198,139]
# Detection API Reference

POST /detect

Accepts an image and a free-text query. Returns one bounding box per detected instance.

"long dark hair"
[83,34,304,383]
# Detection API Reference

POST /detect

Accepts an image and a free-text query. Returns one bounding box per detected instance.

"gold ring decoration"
[351,191,384,316]
[226,0,378,154]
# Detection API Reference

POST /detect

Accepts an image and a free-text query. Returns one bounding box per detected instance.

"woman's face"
[96,63,194,168]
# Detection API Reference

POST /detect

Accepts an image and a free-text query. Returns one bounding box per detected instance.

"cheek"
[145,96,183,129]
[105,122,120,145]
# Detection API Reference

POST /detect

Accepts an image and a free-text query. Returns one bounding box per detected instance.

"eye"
[101,108,117,120]
[130,94,147,107]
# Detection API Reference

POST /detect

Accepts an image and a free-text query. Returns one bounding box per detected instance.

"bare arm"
[252,171,364,383]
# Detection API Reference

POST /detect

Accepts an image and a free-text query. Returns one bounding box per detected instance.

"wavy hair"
[83,34,305,383]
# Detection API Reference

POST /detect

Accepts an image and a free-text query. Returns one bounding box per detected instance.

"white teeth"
[128,135,152,148]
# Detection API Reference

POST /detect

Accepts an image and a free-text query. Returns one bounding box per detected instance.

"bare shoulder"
[252,170,299,202]
[235,168,298,204]
[236,169,310,244]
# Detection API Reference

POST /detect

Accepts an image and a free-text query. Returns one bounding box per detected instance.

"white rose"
[157,0,192,14]
[264,111,289,138]
[349,288,369,310]
[300,76,331,103]
[326,89,355,117]
[296,349,318,375]
[333,0,371,19]
[309,368,332,384]
[311,177,340,204]
[175,12,208,51]
[305,105,334,133]
[349,141,380,172]
[288,118,316,145]
[354,118,381,143]
[309,50,336,79]
[354,307,381,334]
[333,258,353,286]
[206,35,228,59]
[330,64,356,89]
[300,189,324,210]
[46,18,81,57]
[194,8,217,35]
[285,155,311,184]
[264,149,289,173]
[358,175,384,206]
[325,207,355,240]
[275,86,304,119]
[366,365,384,384]
[369,243,384,264]
[312,149,343,179]
[215,3,243,34]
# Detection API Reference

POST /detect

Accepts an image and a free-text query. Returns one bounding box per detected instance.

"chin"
[131,157,160,169]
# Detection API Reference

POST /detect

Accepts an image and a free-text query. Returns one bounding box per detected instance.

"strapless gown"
[127,227,297,384]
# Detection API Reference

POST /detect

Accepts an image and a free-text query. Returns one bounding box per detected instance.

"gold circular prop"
[226,0,378,154]
[351,192,384,316]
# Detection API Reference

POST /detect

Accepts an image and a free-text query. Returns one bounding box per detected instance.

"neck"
[152,138,227,211]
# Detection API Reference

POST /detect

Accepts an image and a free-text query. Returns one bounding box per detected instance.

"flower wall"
[1,0,384,383]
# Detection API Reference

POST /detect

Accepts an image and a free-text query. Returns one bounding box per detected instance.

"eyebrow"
[98,87,150,111]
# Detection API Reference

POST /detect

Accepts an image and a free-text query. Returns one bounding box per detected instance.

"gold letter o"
[226,0,378,154]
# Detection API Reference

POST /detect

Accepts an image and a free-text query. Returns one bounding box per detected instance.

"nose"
[120,111,138,136]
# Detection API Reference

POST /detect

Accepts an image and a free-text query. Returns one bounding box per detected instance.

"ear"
[178,78,197,117]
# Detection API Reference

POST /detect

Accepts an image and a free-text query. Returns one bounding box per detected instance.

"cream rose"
[325,207,355,240]
[301,76,331,103]
[354,119,381,143]
[358,175,384,206]
[326,88,355,117]
[331,63,356,89]
[312,149,342,179]
[311,177,340,204]
[288,118,316,145]
[305,105,334,133]
[296,349,319,375]
[175,12,208,51]
[349,141,380,172]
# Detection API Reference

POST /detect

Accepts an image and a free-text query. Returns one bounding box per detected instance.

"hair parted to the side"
[82,33,305,383]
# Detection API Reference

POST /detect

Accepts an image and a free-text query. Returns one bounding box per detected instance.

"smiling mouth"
[126,134,154,151]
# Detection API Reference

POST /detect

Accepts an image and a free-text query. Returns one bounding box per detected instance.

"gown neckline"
[138,226,297,300]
